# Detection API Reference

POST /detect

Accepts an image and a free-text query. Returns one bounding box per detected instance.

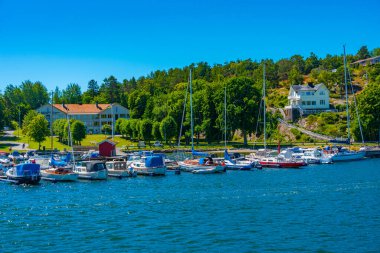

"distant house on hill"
[36,103,129,134]
[351,56,380,66]
[284,83,333,121]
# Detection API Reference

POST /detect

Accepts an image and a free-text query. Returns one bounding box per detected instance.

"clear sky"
[0,0,379,91]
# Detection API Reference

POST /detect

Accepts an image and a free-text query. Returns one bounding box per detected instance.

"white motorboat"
[6,163,41,184]
[179,157,226,173]
[73,161,108,180]
[330,148,365,162]
[41,167,78,182]
[130,155,166,176]
[106,160,137,178]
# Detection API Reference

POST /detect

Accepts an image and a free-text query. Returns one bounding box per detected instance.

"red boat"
[259,157,306,168]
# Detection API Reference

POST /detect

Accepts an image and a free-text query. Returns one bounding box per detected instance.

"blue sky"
[0,0,379,91]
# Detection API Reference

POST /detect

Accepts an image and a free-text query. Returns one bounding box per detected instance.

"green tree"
[140,119,153,143]
[102,124,112,135]
[28,114,49,150]
[71,120,86,145]
[223,76,260,145]
[53,87,63,104]
[160,116,177,144]
[372,48,380,57]
[22,110,39,136]
[53,119,67,142]
[356,45,370,60]
[152,121,162,140]
[21,80,49,109]
[290,55,305,74]
[304,52,320,74]
[351,81,380,141]
[288,67,303,85]
[82,79,99,103]
[128,90,150,119]
[0,95,4,130]
[100,76,120,103]
[62,83,82,103]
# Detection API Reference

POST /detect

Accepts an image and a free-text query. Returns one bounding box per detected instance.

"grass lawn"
[1,131,373,152]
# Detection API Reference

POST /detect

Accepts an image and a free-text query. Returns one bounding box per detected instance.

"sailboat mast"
[190,69,194,151]
[343,45,350,144]
[67,114,76,167]
[224,87,227,149]
[50,91,54,151]
[263,63,267,150]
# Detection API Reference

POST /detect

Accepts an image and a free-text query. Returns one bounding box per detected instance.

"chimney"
[62,103,69,111]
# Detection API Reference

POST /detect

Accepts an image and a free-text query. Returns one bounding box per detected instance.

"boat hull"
[108,170,137,178]
[259,161,305,168]
[331,151,365,162]
[41,169,78,182]
[133,167,166,176]
[6,170,41,185]
[77,170,108,180]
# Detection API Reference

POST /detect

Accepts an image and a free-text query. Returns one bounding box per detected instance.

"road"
[0,131,30,151]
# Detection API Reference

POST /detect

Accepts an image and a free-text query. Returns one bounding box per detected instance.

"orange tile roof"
[53,104,111,114]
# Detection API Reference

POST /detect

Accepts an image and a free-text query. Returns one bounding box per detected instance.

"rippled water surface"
[1,159,380,252]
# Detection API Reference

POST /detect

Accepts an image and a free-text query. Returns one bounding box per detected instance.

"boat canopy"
[15,163,40,176]
[145,156,164,167]
[223,150,235,164]
[50,153,71,167]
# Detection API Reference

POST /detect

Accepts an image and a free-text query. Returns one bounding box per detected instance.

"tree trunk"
[243,129,247,146]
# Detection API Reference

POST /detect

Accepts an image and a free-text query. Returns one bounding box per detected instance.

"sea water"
[1,159,379,252]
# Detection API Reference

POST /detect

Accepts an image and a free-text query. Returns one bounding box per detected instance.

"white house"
[36,103,129,134]
[287,83,330,111]
[284,83,331,121]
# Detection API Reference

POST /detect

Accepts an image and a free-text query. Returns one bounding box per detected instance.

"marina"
[0,158,379,252]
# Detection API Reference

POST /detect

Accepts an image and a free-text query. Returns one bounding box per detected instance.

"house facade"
[284,83,331,121]
[36,103,129,134]
[351,56,380,66]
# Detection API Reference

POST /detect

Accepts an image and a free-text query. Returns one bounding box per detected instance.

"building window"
[312,101,316,105]
[320,91,325,95]
[108,114,112,118]
[101,114,106,119]
[320,100,325,105]
[307,101,311,105]
[302,101,305,105]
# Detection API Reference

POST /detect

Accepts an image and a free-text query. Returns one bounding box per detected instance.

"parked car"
[153,141,163,147]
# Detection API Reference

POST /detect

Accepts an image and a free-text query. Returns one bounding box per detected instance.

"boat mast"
[343,45,350,144]
[190,69,194,152]
[50,91,54,152]
[263,63,267,150]
[224,86,227,150]
[67,113,76,167]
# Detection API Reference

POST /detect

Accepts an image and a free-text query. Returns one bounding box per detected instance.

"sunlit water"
[1,159,379,252]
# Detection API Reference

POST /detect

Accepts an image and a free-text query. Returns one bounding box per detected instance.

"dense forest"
[1,45,379,144]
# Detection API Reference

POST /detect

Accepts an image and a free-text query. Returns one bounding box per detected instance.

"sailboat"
[41,104,79,182]
[257,63,306,168]
[177,70,226,173]
[330,46,365,162]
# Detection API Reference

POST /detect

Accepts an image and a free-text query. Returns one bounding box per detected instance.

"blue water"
[1,159,380,253]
